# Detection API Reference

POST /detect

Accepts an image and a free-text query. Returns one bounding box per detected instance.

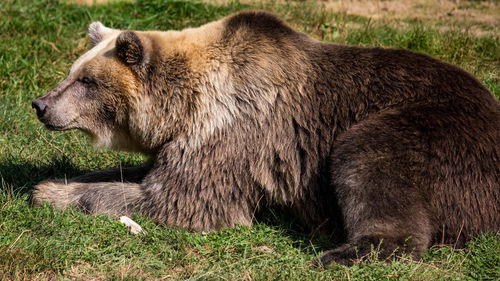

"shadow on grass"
[256,208,345,255]
[0,157,89,195]
[0,156,147,194]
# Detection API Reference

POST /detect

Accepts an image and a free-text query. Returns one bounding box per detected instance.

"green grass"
[1,0,499,279]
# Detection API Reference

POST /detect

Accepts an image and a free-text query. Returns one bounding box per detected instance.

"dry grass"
[322,0,499,22]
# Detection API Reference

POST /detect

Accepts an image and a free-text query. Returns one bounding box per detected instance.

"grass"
[0,0,499,279]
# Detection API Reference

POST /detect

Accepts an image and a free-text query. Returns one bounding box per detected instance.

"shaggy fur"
[32,11,500,266]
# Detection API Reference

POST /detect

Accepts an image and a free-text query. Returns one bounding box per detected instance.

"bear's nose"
[32,99,47,118]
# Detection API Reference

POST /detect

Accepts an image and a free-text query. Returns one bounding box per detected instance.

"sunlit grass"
[0,0,499,279]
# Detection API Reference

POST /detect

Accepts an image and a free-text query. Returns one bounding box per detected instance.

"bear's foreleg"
[32,164,150,216]
[33,181,143,217]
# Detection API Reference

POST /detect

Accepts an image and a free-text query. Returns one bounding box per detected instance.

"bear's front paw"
[32,180,83,210]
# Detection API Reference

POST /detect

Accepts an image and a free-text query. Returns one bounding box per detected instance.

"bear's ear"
[88,21,115,46]
[115,31,144,65]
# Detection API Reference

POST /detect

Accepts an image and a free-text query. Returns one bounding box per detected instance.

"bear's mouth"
[44,124,67,131]
[37,116,78,131]
[36,116,71,131]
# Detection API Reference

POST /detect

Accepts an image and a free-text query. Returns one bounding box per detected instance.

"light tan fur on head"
[79,20,232,152]
[88,21,116,45]
[69,23,121,76]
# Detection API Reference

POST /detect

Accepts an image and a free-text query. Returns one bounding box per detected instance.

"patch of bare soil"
[323,0,499,35]
[325,0,496,22]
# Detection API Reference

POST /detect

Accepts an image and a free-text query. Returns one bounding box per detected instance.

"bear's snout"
[32,98,47,118]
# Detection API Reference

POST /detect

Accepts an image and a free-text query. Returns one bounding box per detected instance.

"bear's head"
[32,22,204,154]
[33,14,303,155]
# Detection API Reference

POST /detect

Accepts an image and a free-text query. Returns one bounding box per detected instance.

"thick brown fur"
[32,11,500,266]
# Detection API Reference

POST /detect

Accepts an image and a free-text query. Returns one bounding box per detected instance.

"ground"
[0,0,499,280]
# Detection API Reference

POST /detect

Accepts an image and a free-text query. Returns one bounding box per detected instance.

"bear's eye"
[78,76,96,86]
[80,77,91,84]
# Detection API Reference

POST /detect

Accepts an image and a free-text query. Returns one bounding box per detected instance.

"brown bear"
[32,11,500,266]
